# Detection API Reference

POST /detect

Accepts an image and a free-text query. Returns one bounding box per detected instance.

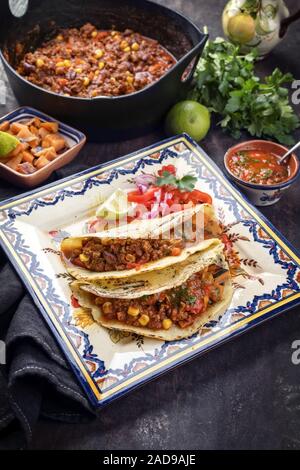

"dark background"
[0,0,300,449]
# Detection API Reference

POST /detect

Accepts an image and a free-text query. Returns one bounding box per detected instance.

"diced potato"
[43,147,57,161]
[42,133,66,152]
[38,127,49,139]
[10,122,27,134]
[9,143,23,157]
[33,118,41,128]
[29,125,39,136]
[27,137,40,148]
[61,238,83,255]
[0,121,10,132]
[25,117,42,128]
[17,127,35,140]
[22,151,34,164]
[6,153,23,170]
[20,142,30,151]
[17,162,36,174]
[40,121,59,133]
[34,146,57,160]
[35,156,50,169]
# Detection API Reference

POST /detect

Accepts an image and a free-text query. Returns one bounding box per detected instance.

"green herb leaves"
[170,286,196,308]
[190,38,299,145]
[156,172,197,191]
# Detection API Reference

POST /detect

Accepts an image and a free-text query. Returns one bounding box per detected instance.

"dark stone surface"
[0,0,300,450]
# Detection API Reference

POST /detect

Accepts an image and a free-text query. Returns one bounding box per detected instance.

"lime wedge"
[96,189,131,220]
[0,131,20,158]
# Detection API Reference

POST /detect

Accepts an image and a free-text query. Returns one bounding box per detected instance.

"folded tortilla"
[70,241,233,341]
[61,203,221,281]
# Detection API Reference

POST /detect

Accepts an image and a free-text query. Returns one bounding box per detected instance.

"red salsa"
[228,149,289,185]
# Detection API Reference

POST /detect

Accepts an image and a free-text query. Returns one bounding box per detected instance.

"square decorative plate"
[0,134,300,407]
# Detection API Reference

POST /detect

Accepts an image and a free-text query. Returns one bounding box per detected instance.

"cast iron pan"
[0,0,208,140]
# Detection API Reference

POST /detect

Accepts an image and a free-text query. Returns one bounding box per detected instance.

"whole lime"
[227,13,256,44]
[165,101,211,141]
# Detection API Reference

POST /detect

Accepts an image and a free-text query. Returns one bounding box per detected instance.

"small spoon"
[278,140,300,165]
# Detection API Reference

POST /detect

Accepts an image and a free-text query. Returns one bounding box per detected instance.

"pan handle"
[175,33,209,83]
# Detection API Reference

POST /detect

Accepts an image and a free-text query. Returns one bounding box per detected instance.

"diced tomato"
[71,295,80,308]
[163,188,212,206]
[189,298,204,314]
[187,189,212,205]
[171,247,182,256]
[127,187,161,203]
[158,164,176,176]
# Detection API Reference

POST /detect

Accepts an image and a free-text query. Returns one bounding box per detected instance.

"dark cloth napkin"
[0,165,97,448]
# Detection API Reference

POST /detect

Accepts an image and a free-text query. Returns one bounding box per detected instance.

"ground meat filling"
[63,237,184,272]
[92,265,230,330]
[17,23,176,98]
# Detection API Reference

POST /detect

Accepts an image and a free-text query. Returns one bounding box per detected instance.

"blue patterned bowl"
[224,140,300,207]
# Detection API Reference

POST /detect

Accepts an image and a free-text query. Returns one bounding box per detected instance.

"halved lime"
[0,131,20,158]
[96,189,131,220]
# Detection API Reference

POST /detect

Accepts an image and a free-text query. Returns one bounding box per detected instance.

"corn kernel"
[91,90,99,97]
[63,59,71,67]
[94,69,100,76]
[139,314,150,326]
[131,42,139,51]
[123,46,131,53]
[56,34,63,41]
[83,77,90,86]
[56,61,65,67]
[98,61,105,70]
[111,30,117,37]
[127,306,140,317]
[126,75,134,84]
[75,67,83,74]
[79,253,89,263]
[36,58,44,67]
[94,49,103,59]
[102,302,113,314]
[162,319,173,330]
[61,238,82,253]
[91,31,98,38]
[120,40,128,49]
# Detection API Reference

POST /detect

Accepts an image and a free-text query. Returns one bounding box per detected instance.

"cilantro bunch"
[190,38,299,145]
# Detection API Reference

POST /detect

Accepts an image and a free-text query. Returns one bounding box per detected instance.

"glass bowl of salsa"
[224,140,299,206]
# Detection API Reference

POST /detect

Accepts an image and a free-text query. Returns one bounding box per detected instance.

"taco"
[61,203,221,281]
[70,241,232,341]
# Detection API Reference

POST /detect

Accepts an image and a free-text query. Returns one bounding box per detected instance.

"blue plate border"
[0,133,299,407]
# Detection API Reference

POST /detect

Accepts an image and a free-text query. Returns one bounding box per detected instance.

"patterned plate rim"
[0,133,299,407]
